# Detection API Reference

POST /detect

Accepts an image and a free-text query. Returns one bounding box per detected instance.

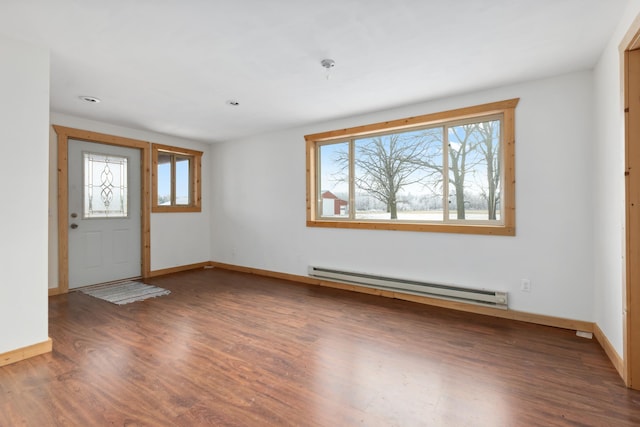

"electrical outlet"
[521,279,531,292]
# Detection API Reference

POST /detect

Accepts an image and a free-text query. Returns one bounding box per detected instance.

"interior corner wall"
[48,113,212,283]
[0,34,50,353]
[593,3,640,358]
[211,70,596,322]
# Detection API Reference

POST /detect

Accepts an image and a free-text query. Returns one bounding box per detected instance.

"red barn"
[321,191,348,216]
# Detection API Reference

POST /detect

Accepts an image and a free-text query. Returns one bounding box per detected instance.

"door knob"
[70,223,78,229]
[70,212,78,218]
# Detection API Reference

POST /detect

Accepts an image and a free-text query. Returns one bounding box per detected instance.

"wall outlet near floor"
[521,278,531,292]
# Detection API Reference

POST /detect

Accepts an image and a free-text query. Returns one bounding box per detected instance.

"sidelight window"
[152,144,202,213]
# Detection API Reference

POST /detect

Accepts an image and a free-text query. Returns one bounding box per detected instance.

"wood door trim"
[625,48,640,389]
[621,4,640,389]
[53,125,151,293]
[614,14,640,390]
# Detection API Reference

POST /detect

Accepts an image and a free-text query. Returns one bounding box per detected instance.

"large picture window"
[305,99,518,235]
[152,144,202,213]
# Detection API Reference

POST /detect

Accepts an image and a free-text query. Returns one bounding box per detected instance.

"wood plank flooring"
[2,267,640,426]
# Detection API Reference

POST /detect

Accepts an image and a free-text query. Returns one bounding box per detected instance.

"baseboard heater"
[308,266,508,309]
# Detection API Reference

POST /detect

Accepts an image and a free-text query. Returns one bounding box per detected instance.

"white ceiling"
[0,0,629,143]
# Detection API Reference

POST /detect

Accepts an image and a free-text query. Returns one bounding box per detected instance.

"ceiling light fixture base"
[79,95,101,103]
[321,59,335,69]
[321,59,336,80]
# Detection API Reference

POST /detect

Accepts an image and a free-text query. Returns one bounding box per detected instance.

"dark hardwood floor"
[2,268,640,426]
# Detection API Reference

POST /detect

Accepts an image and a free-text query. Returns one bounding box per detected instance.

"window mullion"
[316,145,322,218]
[349,139,355,220]
[316,145,324,216]
[443,126,450,223]
[171,155,177,206]
[499,118,505,221]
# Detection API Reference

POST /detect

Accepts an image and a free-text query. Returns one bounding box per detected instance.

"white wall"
[48,113,212,287]
[593,2,640,357]
[211,71,595,321]
[0,34,50,353]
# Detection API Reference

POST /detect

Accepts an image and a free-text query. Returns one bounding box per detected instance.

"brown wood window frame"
[305,98,519,236]
[152,143,203,213]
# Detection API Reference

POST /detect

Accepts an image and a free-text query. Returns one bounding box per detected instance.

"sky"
[157,157,191,204]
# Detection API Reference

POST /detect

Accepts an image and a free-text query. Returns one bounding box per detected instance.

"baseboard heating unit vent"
[308,266,508,309]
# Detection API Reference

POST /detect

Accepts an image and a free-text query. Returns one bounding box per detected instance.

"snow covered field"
[353,210,497,221]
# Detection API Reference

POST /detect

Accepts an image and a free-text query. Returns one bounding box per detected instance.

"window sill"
[307,219,514,236]
[152,206,201,213]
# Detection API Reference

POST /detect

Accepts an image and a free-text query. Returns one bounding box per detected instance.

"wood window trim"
[152,143,202,213]
[305,98,519,236]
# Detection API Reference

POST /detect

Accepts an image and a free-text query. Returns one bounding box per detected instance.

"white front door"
[68,139,141,288]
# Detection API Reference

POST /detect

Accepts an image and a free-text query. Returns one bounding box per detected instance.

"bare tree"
[334,133,435,219]
[410,124,480,219]
[447,124,483,219]
[416,123,498,220]
[330,122,501,221]
[474,121,501,220]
